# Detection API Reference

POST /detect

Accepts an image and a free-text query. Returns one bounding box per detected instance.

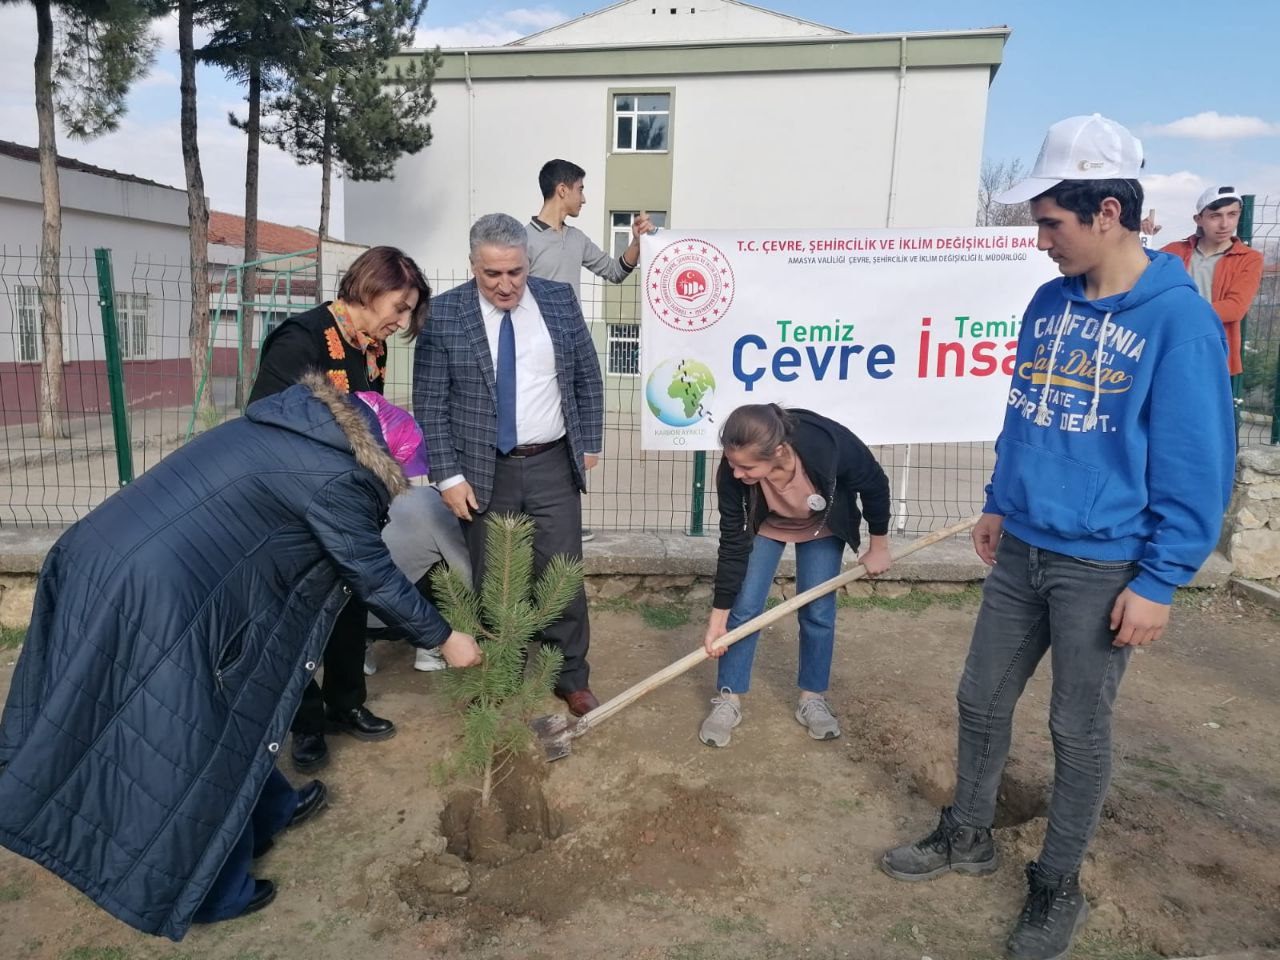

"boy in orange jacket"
[1160,186,1263,375]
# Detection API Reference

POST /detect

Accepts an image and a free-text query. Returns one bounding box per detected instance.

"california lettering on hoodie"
[983,249,1236,604]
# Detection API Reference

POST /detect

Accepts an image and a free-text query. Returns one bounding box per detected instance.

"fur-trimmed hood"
[246,373,409,498]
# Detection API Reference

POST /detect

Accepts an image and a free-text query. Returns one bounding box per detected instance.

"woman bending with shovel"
[700,404,893,747]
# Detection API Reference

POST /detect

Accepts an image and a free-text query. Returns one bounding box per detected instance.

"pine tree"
[5,0,156,437]
[430,514,583,808]
[259,0,439,282]
[197,0,305,408]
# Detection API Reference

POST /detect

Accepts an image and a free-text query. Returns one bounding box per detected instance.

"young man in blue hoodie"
[880,115,1236,960]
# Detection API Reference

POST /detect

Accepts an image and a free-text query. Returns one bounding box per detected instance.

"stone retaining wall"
[1223,447,1280,580]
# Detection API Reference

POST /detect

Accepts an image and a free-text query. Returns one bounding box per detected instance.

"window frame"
[610,211,668,260]
[606,321,641,378]
[612,93,671,153]
[115,291,153,361]
[14,284,40,363]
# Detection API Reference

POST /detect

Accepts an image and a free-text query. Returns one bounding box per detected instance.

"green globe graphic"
[646,358,716,428]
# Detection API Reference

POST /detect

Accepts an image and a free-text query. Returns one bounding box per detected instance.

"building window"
[116,292,152,360]
[611,211,668,258]
[614,94,670,152]
[607,322,640,377]
[15,285,40,363]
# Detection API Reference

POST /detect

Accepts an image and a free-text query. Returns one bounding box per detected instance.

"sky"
[1,0,1278,243]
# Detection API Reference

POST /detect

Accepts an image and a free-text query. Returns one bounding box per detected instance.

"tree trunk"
[316,103,333,298]
[34,0,67,440]
[179,0,212,418]
[235,58,261,409]
[479,756,493,809]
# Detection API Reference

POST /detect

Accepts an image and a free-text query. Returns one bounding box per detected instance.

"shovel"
[530,515,980,762]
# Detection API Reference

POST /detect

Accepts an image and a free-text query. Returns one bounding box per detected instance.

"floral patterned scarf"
[325,300,386,390]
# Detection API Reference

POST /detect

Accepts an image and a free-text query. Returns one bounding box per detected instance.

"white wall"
[0,158,191,365]
[514,0,844,46]
[345,63,990,277]
[346,77,606,279]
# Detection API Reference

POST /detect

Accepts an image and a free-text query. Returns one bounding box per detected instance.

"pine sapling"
[431,513,584,808]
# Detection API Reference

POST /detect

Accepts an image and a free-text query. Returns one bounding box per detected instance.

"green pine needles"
[431,513,584,806]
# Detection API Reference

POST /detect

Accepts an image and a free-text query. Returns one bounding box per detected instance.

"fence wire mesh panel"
[1,256,1085,533]
[1239,195,1280,446]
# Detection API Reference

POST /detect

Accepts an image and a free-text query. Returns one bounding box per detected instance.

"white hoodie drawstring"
[1033,310,1068,427]
[1081,311,1112,432]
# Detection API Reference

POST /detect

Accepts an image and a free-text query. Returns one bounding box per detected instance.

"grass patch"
[1069,936,1162,960]
[590,597,692,630]
[641,602,690,629]
[0,878,28,902]
[666,945,717,960]
[1125,753,1225,804]
[883,918,922,944]
[62,949,130,960]
[838,584,983,613]
[0,626,26,650]
[708,914,766,935]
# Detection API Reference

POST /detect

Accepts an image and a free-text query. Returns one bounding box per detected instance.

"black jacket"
[250,302,383,403]
[713,409,891,608]
[0,376,450,940]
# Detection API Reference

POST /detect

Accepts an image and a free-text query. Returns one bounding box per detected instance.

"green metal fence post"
[94,248,134,486]
[1235,195,1252,436]
[688,450,707,536]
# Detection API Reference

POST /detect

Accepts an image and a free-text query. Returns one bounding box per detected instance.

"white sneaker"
[363,645,377,676]
[699,689,742,747]
[795,695,841,740]
[414,647,447,672]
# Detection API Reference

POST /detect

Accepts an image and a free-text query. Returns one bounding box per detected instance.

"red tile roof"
[209,210,319,257]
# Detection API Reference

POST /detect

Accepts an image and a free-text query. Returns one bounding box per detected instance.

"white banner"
[639,228,1059,449]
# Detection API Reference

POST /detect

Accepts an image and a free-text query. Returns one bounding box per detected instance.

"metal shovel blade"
[529,713,586,762]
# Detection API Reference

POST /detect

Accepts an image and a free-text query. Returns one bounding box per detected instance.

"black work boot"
[325,705,396,741]
[290,732,329,772]
[1005,861,1089,960]
[880,807,999,881]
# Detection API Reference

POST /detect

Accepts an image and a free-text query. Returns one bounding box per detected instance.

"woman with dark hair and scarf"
[249,244,434,770]
[699,403,892,749]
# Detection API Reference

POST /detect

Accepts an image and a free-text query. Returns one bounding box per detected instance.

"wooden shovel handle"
[581,515,980,730]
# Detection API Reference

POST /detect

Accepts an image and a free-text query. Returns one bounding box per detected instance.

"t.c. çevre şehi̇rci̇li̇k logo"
[646,358,716,428]
[645,238,735,331]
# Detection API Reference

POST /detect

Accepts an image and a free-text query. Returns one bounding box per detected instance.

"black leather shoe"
[254,780,328,858]
[194,879,276,923]
[241,879,276,917]
[325,705,396,742]
[290,779,328,828]
[291,732,329,772]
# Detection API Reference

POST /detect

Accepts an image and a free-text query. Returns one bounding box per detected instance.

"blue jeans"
[194,766,299,923]
[717,535,845,695]
[951,533,1134,877]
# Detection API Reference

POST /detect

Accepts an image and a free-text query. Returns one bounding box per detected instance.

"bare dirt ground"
[1,588,1279,960]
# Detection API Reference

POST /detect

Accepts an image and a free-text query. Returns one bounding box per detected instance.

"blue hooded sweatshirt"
[983,249,1235,603]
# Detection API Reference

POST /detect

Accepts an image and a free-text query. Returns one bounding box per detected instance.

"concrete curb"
[0,526,1236,588]
[1230,576,1280,611]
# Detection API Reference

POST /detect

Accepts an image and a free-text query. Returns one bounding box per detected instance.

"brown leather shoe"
[557,688,600,717]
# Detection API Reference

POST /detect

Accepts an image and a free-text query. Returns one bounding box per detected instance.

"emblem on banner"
[646,357,717,428]
[646,239,735,331]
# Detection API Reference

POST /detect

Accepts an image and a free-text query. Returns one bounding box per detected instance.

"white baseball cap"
[996,114,1144,205]
[1195,185,1242,213]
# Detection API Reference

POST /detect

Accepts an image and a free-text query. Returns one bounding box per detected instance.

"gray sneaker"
[795,695,841,740]
[1006,862,1089,960]
[880,808,999,882]
[699,690,741,747]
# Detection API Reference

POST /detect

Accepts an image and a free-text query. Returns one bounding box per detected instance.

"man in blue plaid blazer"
[413,213,605,716]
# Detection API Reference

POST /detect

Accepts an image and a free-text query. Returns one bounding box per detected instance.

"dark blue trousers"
[194,766,298,923]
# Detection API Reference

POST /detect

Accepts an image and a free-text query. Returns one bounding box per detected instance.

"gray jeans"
[951,532,1134,876]
[367,485,472,631]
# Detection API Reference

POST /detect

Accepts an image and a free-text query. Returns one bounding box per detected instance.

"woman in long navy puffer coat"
[0,374,476,940]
